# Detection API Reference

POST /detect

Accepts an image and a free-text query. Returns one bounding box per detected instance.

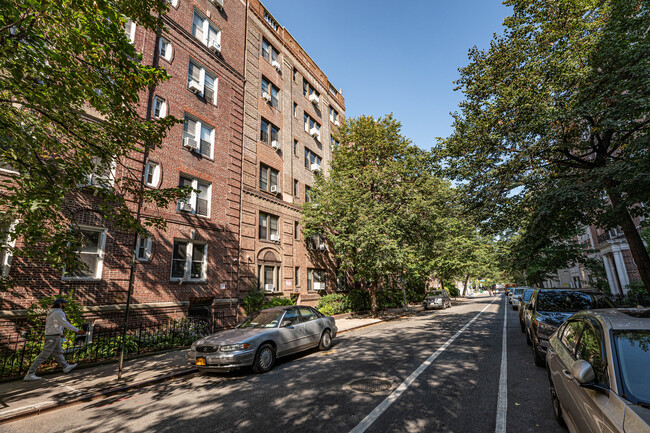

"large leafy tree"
[302,115,452,316]
[0,0,185,283]
[438,0,650,294]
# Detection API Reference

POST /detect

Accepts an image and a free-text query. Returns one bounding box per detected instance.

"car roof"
[260,305,311,312]
[575,308,650,331]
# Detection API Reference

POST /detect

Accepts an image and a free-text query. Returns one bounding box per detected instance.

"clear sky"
[265,0,511,150]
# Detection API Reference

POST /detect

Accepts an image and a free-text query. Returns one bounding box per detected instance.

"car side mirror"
[281,320,294,328]
[570,359,609,393]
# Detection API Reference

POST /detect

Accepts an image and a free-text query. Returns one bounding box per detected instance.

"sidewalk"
[0,305,425,423]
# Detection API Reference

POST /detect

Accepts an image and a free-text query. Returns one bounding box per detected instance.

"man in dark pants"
[24,298,84,381]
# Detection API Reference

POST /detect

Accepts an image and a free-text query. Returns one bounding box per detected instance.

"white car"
[510,287,529,310]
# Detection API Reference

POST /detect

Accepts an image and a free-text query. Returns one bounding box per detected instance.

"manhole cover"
[348,378,393,393]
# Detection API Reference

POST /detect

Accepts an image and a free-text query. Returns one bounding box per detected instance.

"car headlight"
[220,343,251,352]
[537,321,556,333]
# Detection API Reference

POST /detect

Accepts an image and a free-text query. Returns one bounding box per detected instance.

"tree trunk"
[606,187,650,296]
[537,272,544,289]
[463,275,469,296]
[369,280,378,317]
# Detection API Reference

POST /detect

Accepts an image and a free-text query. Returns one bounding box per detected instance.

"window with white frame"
[166,0,178,7]
[261,76,279,108]
[183,115,214,157]
[259,164,279,193]
[192,10,221,50]
[293,102,298,117]
[0,220,16,278]
[124,19,136,43]
[136,235,152,261]
[262,38,279,63]
[144,161,160,187]
[329,106,339,125]
[152,96,167,118]
[304,114,321,141]
[178,175,211,217]
[80,156,116,189]
[259,212,279,242]
[302,79,319,102]
[64,226,107,280]
[260,118,279,147]
[187,61,218,105]
[171,240,207,281]
[159,37,173,61]
[330,135,339,147]
[258,263,280,292]
[304,148,321,170]
[307,268,325,291]
[305,185,312,203]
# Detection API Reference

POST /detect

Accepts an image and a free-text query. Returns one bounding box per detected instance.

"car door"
[550,319,583,429]
[297,306,321,348]
[276,308,305,356]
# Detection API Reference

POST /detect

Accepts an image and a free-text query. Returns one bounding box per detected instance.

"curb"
[0,368,197,424]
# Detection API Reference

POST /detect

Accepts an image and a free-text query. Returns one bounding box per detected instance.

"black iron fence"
[608,293,649,308]
[0,312,225,380]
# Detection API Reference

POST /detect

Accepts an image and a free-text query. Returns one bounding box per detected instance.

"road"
[3,295,566,433]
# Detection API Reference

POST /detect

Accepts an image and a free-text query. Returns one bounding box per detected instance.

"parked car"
[547,308,650,433]
[524,289,615,367]
[186,306,337,374]
[511,287,528,310]
[423,290,452,310]
[518,288,536,331]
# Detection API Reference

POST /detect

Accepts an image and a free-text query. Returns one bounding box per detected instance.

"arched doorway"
[257,249,281,292]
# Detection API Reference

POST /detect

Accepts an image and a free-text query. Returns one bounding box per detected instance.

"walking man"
[24,298,84,381]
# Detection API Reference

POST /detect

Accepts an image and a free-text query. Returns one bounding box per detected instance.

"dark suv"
[523,289,615,367]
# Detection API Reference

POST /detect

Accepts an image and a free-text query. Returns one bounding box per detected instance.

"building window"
[306,234,326,250]
[259,212,279,242]
[261,76,279,108]
[304,148,322,170]
[262,38,279,63]
[124,19,136,43]
[303,79,319,103]
[329,106,340,125]
[293,179,299,196]
[304,114,321,141]
[260,118,279,147]
[152,96,167,118]
[295,266,300,286]
[294,221,300,239]
[171,240,207,281]
[187,60,218,105]
[192,10,221,51]
[136,235,152,262]
[258,264,280,292]
[259,164,279,193]
[178,175,211,217]
[292,68,297,82]
[293,102,298,117]
[307,268,325,291]
[183,115,214,157]
[80,156,116,189]
[0,220,16,278]
[64,226,107,280]
[293,139,298,155]
[159,37,173,61]
[144,161,160,187]
[330,135,340,147]
[305,186,312,203]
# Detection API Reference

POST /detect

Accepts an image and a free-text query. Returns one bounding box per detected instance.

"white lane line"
[348,296,498,433]
[495,296,508,433]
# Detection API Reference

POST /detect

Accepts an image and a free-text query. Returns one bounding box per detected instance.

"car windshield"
[514,288,525,295]
[536,291,614,312]
[237,310,284,328]
[614,330,650,406]
[428,291,443,296]
[522,289,535,302]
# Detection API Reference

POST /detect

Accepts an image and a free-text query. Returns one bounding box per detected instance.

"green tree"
[0,0,186,283]
[302,115,451,316]
[438,0,650,294]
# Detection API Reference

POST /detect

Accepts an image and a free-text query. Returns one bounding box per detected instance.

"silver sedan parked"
[187,305,337,374]
[547,308,650,433]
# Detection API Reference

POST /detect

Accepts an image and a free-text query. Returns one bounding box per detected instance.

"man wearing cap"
[24,298,84,381]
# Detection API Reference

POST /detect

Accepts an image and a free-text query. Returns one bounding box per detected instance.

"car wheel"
[549,378,566,426]
[512,305,517,310]
[533,341,545,367]
[319,330,333,351]
[526,328,532,346]
[252,343,276,374]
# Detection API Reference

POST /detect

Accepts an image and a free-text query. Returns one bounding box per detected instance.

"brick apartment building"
[0,0,345,334]
[238,1,345,305]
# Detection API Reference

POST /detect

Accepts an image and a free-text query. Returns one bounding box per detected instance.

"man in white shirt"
[24,298,84,381]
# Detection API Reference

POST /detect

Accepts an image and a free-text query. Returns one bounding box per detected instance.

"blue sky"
[265,0,511,150]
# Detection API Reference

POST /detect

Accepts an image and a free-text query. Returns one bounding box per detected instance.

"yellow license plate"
[196,357,206,366]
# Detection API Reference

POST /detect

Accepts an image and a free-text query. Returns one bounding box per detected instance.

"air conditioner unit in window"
[313,282,325,291]
[208,40,221,53]
[272,60,281,72]
[183,137,198,150]
[264,284,274,292]
[188,80,202,94]
[210,0,224,10]
[310,163,321,172]
[178,201,192,211]
[262,91,272,103]
[270,185,281,194]
[309,93,319,104]
[310,128,320,141]
[271,140,280,150]
[334,120,340,127]
[270,234,280,242]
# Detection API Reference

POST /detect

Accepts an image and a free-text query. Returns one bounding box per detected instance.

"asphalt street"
[3,295,567,433]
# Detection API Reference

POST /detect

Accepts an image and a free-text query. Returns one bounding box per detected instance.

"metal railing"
[0,312,225,380]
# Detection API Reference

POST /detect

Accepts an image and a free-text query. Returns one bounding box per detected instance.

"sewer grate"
[348,378,393,393]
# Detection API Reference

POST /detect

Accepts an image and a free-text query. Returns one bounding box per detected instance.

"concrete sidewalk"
[0,304,427,423]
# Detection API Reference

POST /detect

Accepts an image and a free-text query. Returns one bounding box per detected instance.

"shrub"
[263,296,295,309]
[316,294,348,316]
[447,286,460,297]
[346,289,370,312]
[242,290,266,315]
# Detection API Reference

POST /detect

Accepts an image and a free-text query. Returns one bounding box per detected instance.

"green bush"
[263,296,295,309]
[447,286,460,297]
[316,293,348,316]
[242,290,266,315]
[346,289,370,311]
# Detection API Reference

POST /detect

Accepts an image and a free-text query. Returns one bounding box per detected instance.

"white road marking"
[495,295,508,433]
[348,296,498,433]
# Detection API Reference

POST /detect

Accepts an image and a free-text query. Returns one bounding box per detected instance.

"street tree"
[437,0,650,294]
[0,0,186,284]
[302,115,452,316]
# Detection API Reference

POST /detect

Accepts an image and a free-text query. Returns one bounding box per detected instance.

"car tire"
[526,328,532,346]
[252,343,276,374]
[533,341,545,367]
[319,330,333,351]
[512,305,517,310]
[549,378,566,427]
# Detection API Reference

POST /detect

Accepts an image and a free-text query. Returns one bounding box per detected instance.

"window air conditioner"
[334,120,340,127]
[210,0,224,10]
[270,185,280,194]
[313,282,325,291]
[309,93,319,104]
[310,128,320,140]
[272,60,281,72]
[208,40,221,53]
[178,201,192,211]
[262,91,272,103]
[188,80,202,94]
[264,284,274,291]
[271,140,280,150]
[183,137,198,150]
[270,234,280,242]
[310,163,321,172]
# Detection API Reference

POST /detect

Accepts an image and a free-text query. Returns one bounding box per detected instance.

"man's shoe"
[63,363,77,373]
[23,373,42,381]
